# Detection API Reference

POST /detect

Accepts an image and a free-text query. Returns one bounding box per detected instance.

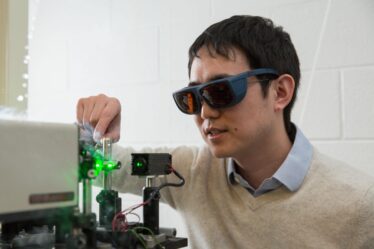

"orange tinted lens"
[186,93,194,113]
[175,91,197,114]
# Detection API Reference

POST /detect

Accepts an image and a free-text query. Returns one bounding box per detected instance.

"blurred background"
[1,0,374,244]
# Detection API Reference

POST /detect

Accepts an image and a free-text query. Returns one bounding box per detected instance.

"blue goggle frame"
[173,68,279,114]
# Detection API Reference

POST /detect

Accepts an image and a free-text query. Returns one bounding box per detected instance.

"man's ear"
[272,74,295,112]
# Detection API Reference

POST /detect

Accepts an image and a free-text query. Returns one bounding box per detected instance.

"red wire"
[112,200,150,232]
[112,165,178,232]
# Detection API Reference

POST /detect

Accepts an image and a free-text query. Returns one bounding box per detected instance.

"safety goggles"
[173,68,279,114]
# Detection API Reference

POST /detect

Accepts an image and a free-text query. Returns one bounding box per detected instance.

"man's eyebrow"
[188,74,232,87]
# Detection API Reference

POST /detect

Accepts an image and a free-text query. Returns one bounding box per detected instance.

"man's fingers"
[94,114,120,142]
[103,129,121,143]
[89,100,107,127]
[76,95,121,142]
[103,113,121,142]
[93,98,121,142]
[82,97,95,125]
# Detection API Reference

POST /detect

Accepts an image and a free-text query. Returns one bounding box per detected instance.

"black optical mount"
[130,153,187,249]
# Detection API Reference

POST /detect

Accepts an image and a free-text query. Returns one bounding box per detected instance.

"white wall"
[28,0,374,243]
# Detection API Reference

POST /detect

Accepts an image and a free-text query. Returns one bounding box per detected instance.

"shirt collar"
[227,125,313,193]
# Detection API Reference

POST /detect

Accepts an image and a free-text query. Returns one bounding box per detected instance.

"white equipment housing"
[0,120,79,222]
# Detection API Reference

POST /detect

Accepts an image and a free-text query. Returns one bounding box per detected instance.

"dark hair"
[188,15,300,139]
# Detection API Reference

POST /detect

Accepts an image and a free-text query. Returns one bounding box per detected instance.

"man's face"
[190,46,277,160]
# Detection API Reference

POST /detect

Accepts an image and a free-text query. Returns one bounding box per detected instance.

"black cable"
[146,168,185,203]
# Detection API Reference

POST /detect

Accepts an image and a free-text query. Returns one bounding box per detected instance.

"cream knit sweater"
[108,145,374,249]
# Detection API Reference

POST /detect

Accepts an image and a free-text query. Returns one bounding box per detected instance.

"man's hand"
[76,94,121,142]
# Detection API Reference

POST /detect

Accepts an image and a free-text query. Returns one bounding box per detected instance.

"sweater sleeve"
[351,184,374,249]
[156,145,201,210]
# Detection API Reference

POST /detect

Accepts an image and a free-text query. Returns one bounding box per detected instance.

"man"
[77,15,374,248]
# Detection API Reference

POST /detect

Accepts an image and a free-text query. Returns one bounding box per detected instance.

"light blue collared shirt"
[227,125,313,197]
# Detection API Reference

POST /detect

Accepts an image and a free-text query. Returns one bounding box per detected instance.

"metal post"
[143,176,159,234]
[83,179,92,214]
[102,138,112,190]
[146,176,155,187]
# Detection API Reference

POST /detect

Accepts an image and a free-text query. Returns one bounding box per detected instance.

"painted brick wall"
[28,0,374,243]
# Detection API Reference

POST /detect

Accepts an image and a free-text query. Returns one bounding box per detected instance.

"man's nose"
[200,101,220,120]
